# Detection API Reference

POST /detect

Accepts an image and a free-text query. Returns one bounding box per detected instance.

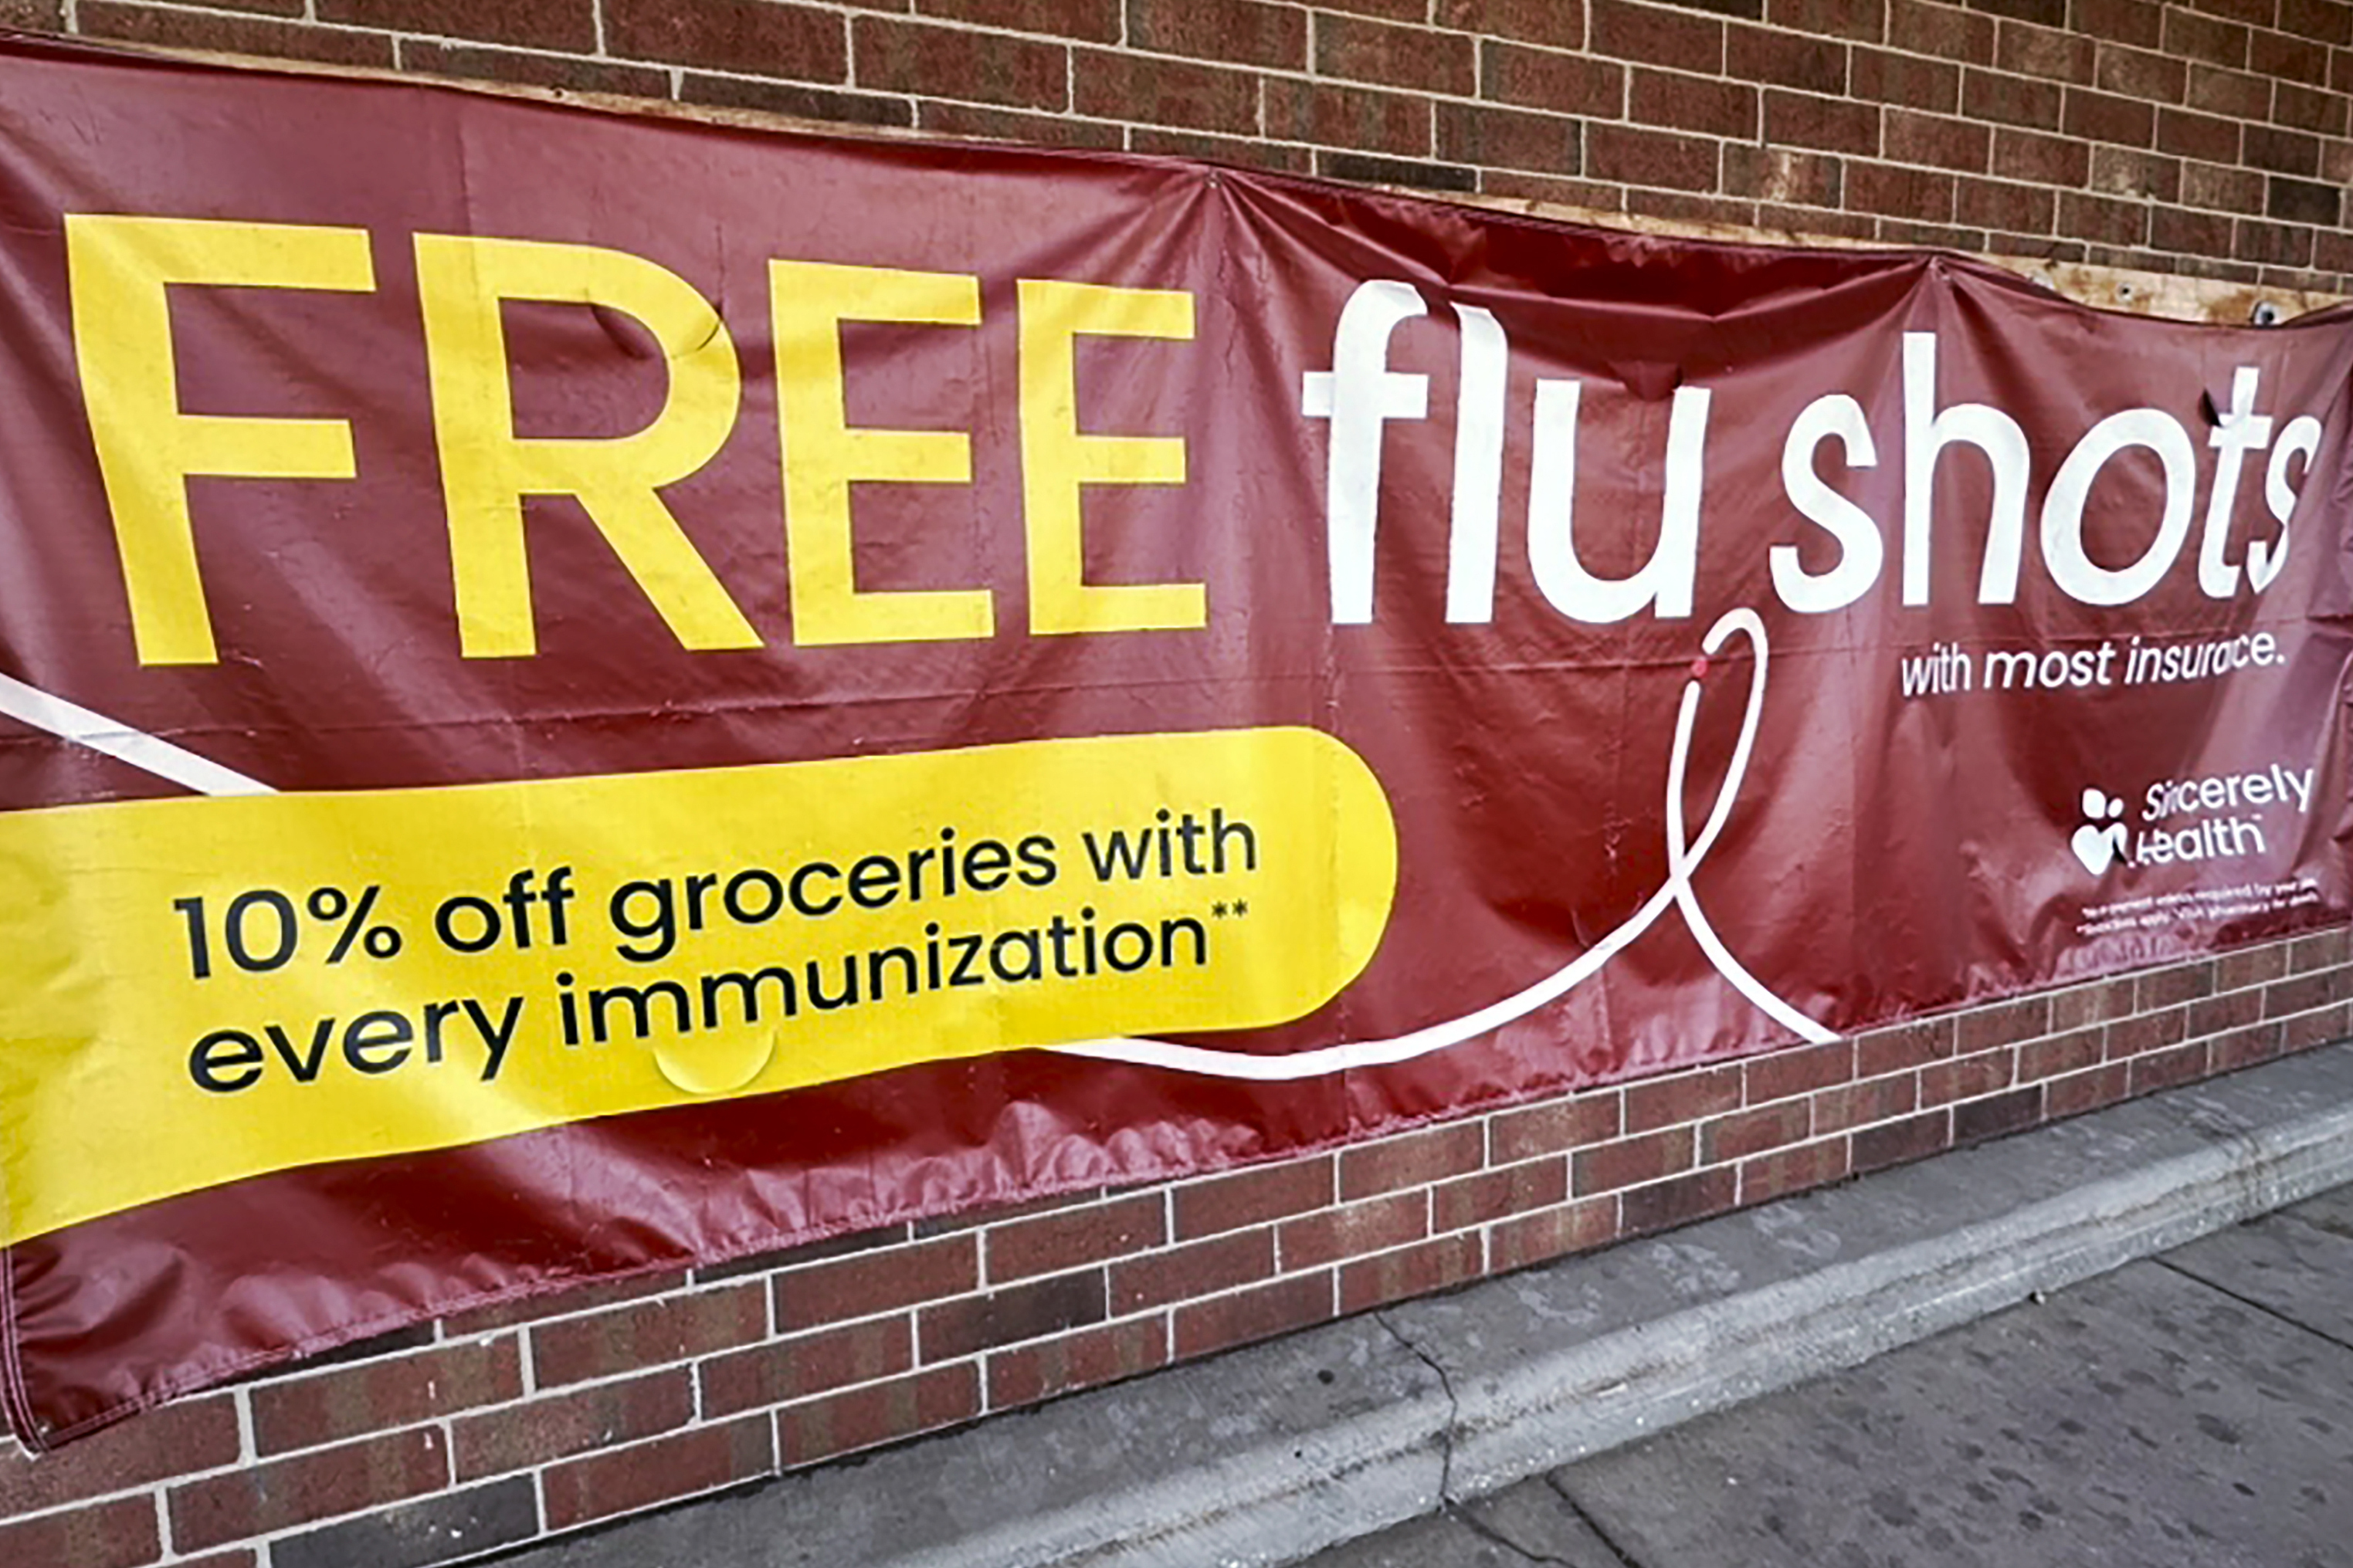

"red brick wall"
[2,4,2350,1563]
[2,0,2346,289]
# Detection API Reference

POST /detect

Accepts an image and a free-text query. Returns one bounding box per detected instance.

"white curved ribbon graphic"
[1,607,1834,1088]
[1050,606,1836,1081]
[0,671,272,797]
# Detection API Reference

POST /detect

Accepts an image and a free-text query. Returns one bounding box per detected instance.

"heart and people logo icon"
[2071,787,2129,875]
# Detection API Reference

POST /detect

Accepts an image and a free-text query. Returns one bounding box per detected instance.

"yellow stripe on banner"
[0,729,1396,1243]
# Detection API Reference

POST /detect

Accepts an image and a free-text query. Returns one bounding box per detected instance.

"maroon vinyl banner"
[0,35,2348,1444]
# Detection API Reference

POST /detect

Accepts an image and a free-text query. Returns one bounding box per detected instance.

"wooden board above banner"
[1458,191,2345,330]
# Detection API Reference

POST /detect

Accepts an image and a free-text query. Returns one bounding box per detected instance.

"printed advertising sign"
[0,36,2346,1442]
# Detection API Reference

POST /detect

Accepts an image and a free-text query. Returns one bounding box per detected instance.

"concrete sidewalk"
[514,1039,2353,1568]
[1308,1182,2353,1566]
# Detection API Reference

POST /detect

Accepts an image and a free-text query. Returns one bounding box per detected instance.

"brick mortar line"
[513,1302,915,1382]
[1161,1187,1181,1363]
[976,1225,1001,1288]
[515,1315,537,1398]
[0,1482,173,1533]
[70,0,385,42]
[432,1268,771,1339]
[1149,1151,1340,1197]
[921,1263,1340,1363]
[230,1384,256,1466]
[520,1452,548,1566]
[730,1350,987,1425]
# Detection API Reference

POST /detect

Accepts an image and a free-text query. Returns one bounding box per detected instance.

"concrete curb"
[1436,1075,2353,1501]
[528,1041,2353,1568]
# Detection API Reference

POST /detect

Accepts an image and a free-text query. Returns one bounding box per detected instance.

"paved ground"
[1306,1184,2353,1568]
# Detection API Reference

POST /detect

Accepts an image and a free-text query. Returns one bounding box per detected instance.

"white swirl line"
[0,610,1834,1082]
[1049,606,1836,1081]
[0,671,272,798]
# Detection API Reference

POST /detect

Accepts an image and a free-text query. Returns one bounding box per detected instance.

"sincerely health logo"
[2071,788,2129,874]
[2070,765,2314,875]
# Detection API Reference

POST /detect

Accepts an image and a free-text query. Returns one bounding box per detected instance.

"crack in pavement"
[1541,1472,1647,1568]
[1371,1310,1588,1567]
[2155,1255,2353,1358]
[2273,1204,2353,1244]
[1371,1310,1459,1507]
